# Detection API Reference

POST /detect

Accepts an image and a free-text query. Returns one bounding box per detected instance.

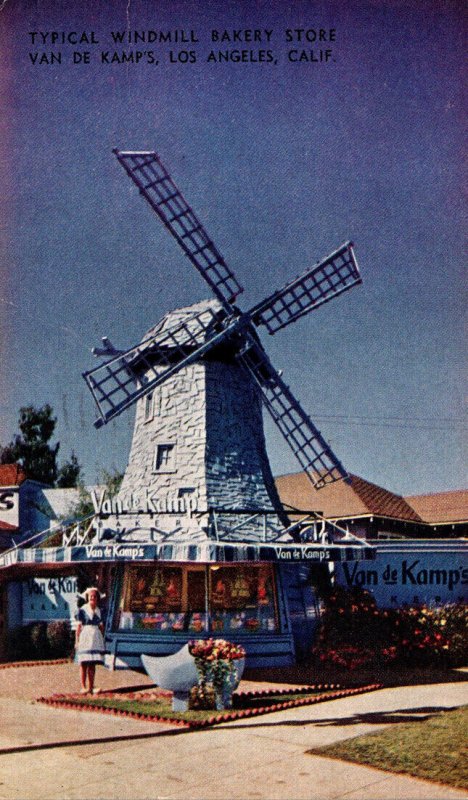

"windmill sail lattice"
[83,149,362,489]
[113,150,243,307]
[251,242,361,334]
[84,304,230,426]
[239,338,346,488]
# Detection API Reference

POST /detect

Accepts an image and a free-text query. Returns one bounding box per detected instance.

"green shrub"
[30,622,49,658]
[46,620,74,657]
[8,619,74,661]
[7,625,31,661]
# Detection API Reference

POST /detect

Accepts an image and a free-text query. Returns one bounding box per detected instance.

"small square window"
[153,443,176,473]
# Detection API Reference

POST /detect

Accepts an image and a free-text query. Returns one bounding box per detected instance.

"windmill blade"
[250,242,361,335]
[92,336,124,358]
[83,305,238,428]
[239,338,348,489]
[113,149,243,309]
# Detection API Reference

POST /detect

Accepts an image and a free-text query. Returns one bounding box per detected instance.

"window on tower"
[153,443,176,473]
[144,392,154,423]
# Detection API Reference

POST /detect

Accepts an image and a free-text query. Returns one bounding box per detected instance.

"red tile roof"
[275,472,423,523]
[0,464,27,487]
[0,520,18,531]
[405,490,468,525]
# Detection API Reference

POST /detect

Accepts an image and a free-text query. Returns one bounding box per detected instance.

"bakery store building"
[0,498,373,669]
[0,375,374,670]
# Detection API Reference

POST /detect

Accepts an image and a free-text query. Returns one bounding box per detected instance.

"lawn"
[308,705,468,790]
[69,689,327,723]
[40,683,380,728]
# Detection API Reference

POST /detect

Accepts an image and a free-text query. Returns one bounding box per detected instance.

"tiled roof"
[0,464,27,487]
[405,490,468,524]
[0,520,18,531]
[351,475,423,522]
[275,472,423,523]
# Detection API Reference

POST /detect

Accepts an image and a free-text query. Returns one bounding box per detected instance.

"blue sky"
[0,0,465,495]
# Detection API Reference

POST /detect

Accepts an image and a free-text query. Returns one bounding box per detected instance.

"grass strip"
[307,705,468,790]
[39,684,381,728]
[62,692,322,720]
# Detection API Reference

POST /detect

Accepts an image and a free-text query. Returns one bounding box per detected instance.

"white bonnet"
[79,586,106,601]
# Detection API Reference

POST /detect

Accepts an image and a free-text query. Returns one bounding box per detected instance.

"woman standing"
[75,587,105,694]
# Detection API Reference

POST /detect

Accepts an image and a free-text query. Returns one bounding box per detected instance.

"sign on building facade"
[0,489,19,530]
[21,576,78,623]
[335,541,468,607]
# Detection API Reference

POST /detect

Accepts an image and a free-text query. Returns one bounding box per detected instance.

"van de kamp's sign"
[22,576,78,622]
[80,543,334,561]
[342,559,468,592]
[91,488,198,515]
[336,549,468,607]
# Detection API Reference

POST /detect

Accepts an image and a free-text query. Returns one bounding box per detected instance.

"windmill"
[83,149,362,519]
[78,150,367,669]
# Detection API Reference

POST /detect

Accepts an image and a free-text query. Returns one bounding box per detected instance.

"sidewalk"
[0,663,467,799]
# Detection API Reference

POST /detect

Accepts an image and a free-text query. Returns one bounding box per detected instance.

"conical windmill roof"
[141,298,224,349]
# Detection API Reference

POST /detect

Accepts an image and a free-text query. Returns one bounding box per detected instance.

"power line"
[315,413,466,423]
[312,414,467,432]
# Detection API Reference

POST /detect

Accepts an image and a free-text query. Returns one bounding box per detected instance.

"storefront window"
[210,565,278,633]
[114,564,278,634]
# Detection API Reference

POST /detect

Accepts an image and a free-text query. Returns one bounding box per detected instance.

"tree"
[0,404,82,487]
[56,451,82,488]
[64,467,124,520]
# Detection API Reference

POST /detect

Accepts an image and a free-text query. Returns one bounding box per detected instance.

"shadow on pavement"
[0,726,188,757]
[311,705,457,726]
[206,705,457,732]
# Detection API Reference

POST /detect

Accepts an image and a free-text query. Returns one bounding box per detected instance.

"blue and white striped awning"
[0,540,375,570]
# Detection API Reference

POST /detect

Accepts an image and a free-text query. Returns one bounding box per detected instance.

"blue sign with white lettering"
[335,541,468,607]
[22,576,78,622]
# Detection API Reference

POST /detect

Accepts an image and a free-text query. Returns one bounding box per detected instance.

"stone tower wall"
[204,359,278,510]
[117,357,285,539]
[119,363,208,510]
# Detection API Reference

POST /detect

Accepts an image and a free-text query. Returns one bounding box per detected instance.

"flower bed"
[37,683,382,729]
[312,587,468,671]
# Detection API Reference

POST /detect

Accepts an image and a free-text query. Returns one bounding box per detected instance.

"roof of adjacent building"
[404,490,468,525]
[275,471,423,523]
[0,464,27,487]
[0,520,18,531]
[275,472,468,526]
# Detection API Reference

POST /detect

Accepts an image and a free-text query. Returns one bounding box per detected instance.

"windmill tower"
[82,150,364,667]
[110,297,291,541]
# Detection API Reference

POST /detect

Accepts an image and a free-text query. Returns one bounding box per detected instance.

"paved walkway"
[0,663,466,799]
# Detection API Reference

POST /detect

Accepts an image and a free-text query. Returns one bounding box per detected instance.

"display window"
[209,565,278,633]
[114,563,279,634]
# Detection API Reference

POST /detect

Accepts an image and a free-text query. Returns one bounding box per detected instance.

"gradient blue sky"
[0,0,465,495]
